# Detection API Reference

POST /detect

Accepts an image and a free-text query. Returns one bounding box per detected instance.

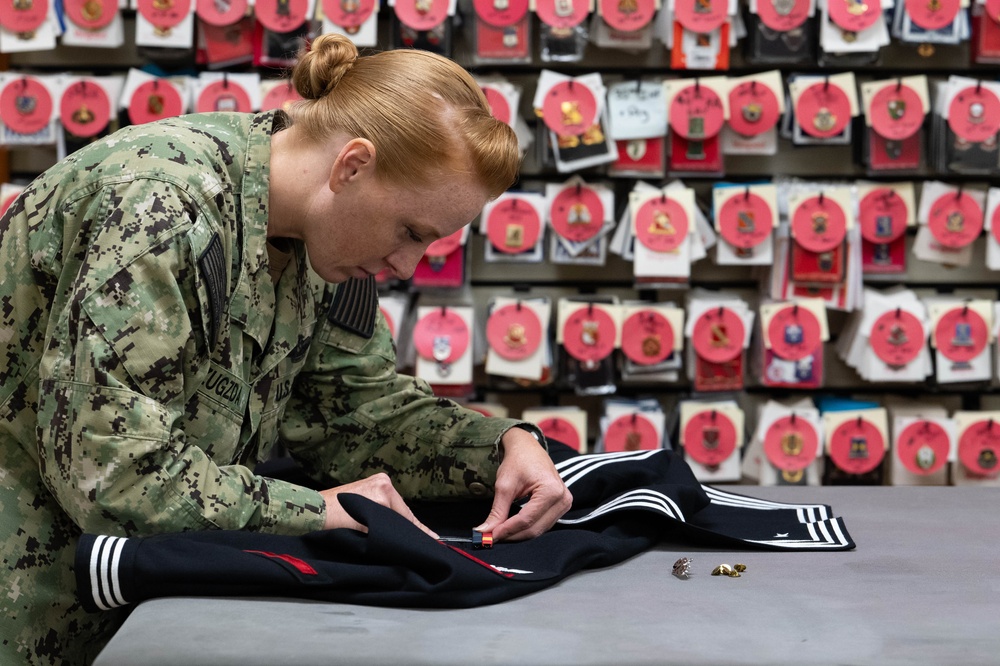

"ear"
[329,138,376,193]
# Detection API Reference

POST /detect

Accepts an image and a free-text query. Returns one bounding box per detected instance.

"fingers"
[320,474,438,539]
[491,484,573,542]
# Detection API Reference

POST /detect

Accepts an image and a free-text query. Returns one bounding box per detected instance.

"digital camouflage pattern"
[0,111,532,664]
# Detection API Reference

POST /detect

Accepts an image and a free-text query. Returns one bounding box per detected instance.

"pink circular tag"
[562,305,617,363]
[958,420,1000,477]
[0,77,53,136]
[473,0,529,27]
[260,81,303,112]
[541,81,598,136]
[988,0,1000,23]
[727,81,781,137]
[425,227,464,258]
[717,191,773,249]
[413,309,470,364]
[870,309,925,367]
[0,0,48,32]
[379,305,397,339]
[1,192,19,216]
[859,188,908,244]
[621,310,675,366]
[322,0,377,29]
[870,84,924,141]
[992,205,1000,246]
[486,198,541,254]
[550,186,604,243]
[196,0,248,25]
[933,307,988,363]
[254,0,309,32]
[59,80,111,138]
[486,303,543,361]
[828,418,886,475]
[599,0,656,31]
[790,196,847,253]
[795,82,852,139]
[128,80,184,125]
[534,0,590,29]
[683,410,737,467]
[828,0,881,32]
[896,420,949,475]
[668,84,725,139]
[195,80,252,113]
[927,191,984,249]
[692,307,745,364]
[393,0,450,30]
[537,416,582,452]
[763,416,819,472]
[947,85,1000,144]
[136,0,193,30]
[904,0,960,30]
[756,0,810,31]
[63,0,118,30]
[605,413,659,452]
[634,197,689,253]
[767,305,822,361]
[482,86,512,125]
[673,0,728,33]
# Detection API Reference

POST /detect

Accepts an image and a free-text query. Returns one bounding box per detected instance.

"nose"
[385,245,428,281]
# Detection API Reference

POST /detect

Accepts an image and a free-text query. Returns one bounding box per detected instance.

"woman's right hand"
[319,473,438,538]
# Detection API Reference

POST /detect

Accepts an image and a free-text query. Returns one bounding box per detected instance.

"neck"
[267,125,333,240]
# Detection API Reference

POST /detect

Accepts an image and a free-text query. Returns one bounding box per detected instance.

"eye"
[406,227,423,243]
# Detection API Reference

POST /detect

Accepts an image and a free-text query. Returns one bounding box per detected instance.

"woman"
[0,35,571,663]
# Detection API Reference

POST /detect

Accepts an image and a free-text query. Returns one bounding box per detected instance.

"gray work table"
[94,486,1000,666]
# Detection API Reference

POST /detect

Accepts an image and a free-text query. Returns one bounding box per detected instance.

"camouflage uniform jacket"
[0,111,534,663]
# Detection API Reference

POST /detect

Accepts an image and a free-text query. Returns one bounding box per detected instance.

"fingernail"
[473,523,488,532]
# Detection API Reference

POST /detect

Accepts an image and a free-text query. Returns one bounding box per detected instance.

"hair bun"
[292,34,360,101]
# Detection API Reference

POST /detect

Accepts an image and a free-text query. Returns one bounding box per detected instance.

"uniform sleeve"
[279,280,543,501]
[37,181,325,537]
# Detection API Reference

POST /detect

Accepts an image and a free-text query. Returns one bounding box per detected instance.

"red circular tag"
[988,0,1000,23]
[859,188,908,244]
[599,0,656,31]
[59,80,111,138]
[63,0,118,30]
[425,227,464,258]
[763,416,819,472]
[870,84,924,141]
[828,0,881,32]
[727,81,781,137]
[1,192,20,216]
[254,0,309,32]
[621,310,675,366]
[756,0,810,31]
[791,196,848,253]
[486,198,541,254]
[683,410,738,467]
[534,0,590,29]
[562,306,617,363]
[870,309,925,367]
[795,82,852,139]
[0,0,48,32]
[896,420,950,475]
[0,77,53,136]
[904,0,960,30]
[322,0,377,29]
[767,305,822,361]
[668,84,725,139]
[136,0,193,30]
[958,420,1000,477]
[947,85,1000,144]
[413,309,470,364]
[486,303,543,361]
[379,305,396,339]
[605,413,660,452]
[927,191,983,249]
[473,0,529,27]
[537,416,582,452]
[673,0,728,33]
[692,307,745,364]
[261,81,303,112]
[127,80,184,125]
[541,81,598,136]
[634,197,689,253]
[482,86,512,126]
[195,80,252,113]
[196,0,248,25]
[717,191,773,249]
[393,0,450,30]
[550,186,604,244]
[828,418,886,475]
[933,307,989,363]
